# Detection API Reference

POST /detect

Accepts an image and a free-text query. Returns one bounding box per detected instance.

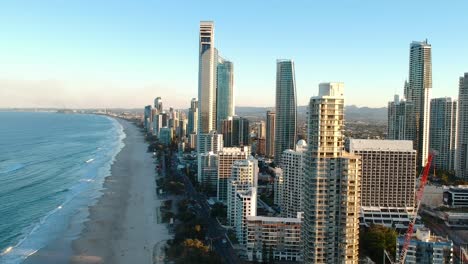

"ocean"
[0,112,125,263]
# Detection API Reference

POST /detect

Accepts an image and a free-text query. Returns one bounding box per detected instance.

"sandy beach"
[23,118,170,264]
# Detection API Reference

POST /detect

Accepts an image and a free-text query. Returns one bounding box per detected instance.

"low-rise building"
[396,228,453,264]
[245,212,303,263]
[443,185,468,208]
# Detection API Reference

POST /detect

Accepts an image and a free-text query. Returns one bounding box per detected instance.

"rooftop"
[246,215,302,223]
[348,139,415,152]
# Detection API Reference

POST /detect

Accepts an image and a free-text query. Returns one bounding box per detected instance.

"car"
[222,239,227,244]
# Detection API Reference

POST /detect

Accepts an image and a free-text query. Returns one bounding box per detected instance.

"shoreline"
[24,118,170,264]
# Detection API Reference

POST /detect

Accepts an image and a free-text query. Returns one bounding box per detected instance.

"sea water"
[0,112,125,263]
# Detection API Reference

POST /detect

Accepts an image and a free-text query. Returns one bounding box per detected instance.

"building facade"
[280,140,307,218]
[303,83,361,263]
[235,188,257,246]
[246,213,303,263]
[221,116,250,148]
[347,139,417,229]
[188,98,198,135]
[198,21,217,134]
[144,105,152,133]
[430,97,458,171]
[266,111,276,158]
[216,55,234,131]
[217,146,250,202]
[199,152,218,194]
[443,186,468,208]
[154,97,163,113]
[274,60,297,165]
[159,127,173,146]
[457,73,468,179]
[388,95,416,141]
[396,228,453,264]
[406,40,432,167]
[152,114,163,137]
[227,158,258,227]
[197,131,223,182]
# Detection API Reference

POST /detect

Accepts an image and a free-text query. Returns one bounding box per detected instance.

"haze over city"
[1,0,467,108]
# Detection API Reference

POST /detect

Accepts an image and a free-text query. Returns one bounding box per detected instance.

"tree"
[360,225,397,264]
[210,203,227,218]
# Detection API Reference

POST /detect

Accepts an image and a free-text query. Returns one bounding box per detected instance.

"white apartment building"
[227,158,258,227]
[235,187,257,246]
[280,140,307,218]
[217,146,250,202]
[273,167,283,206]
[303,83,361,263]
[246,212,303,263]
[197,131,223,182]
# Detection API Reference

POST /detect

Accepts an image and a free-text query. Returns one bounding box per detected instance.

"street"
[169,152,241,264]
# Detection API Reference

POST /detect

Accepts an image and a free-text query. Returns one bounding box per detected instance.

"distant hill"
[235,105,387,123]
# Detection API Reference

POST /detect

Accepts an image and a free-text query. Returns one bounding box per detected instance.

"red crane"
[398,153,434,264]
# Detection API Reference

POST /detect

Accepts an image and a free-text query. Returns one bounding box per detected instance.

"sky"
[0,0,467,109]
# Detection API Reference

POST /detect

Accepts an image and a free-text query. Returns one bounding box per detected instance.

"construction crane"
[398,153,434,264]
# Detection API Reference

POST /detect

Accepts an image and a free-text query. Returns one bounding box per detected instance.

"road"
[169,152,240,264]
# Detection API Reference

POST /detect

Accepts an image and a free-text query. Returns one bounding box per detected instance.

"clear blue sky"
[0,0,467,108]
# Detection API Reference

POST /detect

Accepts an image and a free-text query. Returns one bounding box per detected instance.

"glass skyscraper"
[198,21,217,134]
[216,55,234,131]
[457,73,468,179]
[406,40,432,167]
[274,59,297,165]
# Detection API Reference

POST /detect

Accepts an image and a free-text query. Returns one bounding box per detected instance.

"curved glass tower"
[274,59,297,165]
[216,55,234,131]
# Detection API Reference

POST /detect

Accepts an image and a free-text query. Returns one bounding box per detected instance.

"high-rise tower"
[188,98,198,135]
[216,55,234,131]
[274,60,297,165]
[388,94,416,141]
[198,21,217,134]
[406,40,432,167]
[457,73,468,178]
[266,111,276,158]
[430,97,458,172]
[154,97,163,114]
[303,83,361,263]
[280,140,307,218]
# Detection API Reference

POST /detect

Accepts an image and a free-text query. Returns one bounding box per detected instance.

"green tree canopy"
[360,224,397,264]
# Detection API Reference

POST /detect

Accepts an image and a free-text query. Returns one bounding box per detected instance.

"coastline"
[23,118,170,264]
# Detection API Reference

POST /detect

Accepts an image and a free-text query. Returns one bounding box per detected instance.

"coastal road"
[170,153,240,264]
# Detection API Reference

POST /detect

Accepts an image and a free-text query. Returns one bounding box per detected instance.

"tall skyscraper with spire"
[405,40,432,167]
[303,83,361,263]
[216,55,234,131]
[274,60,297,165]
[198,21,217,134]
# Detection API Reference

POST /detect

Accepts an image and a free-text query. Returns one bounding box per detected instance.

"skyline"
[1,1,468,108]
